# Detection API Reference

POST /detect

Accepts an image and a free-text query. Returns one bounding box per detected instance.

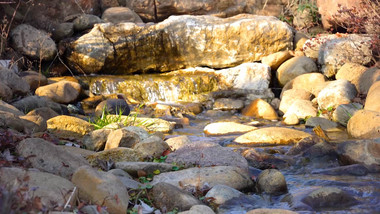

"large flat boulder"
[67,14,293,74]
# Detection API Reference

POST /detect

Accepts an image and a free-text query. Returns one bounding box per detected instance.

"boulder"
[105,127,145,150]
[26,107,60,121]
[35,81,82,104]
[261,51,293,70]
[10,24,57,61]
[281,73,326,97]
[204,122,257,136]
[0,67,30,95]
[19,115,47,132]
[276,56,318,86]
[242,99,278,120]
[364,81,380,112]
[16,138,89,179]
[0,80,13,102]
[347,110,380,139]
[133,135,170,159]
[47,115,94,139]
[337,138,380,166]
[317,79,357,109]
[0,110,28,132]
[0,100,24,116]
[256,169,287,196]
[73,14,103,32]
[336,63,367,92]
[72,166,129,214]
[332,103,363,126]
[11,96,63,114]
[83,129,112,151]
[279,89,313,114]
[102,7,143,24]
[152,166,253,191]
[67,15,293,74]
[19,70,48,91]
[52,22,74,41]
[234,127,311,146]
[0,167,76,209]
[283,99,317,120]
[358,67,380,94]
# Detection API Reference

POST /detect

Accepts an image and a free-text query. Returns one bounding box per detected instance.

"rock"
[178,205,215,214]
[283,113,299,125]
[301,187,357,210]
[119,116,175,133]
[26,107,60,121]
[67,15,293,74]
[150,182,203,212]
[234,127,311,146]
[276,56,318,86]
[0,67,30,95]
[337,138,380,166]
[213,98,244,111]
[48,76,80,84]
[305,117,340,130]
[133,135,170,159]
[0,80,13,101]
[261,51,293,70]
[73,14,103,32]
[358,67,380,94]
[0,110,28,132]
[105,126,148,150]
[347,110,380,139]
[0,167,76,209]
[16,138,89,179]
[281,73,326,97]
[86,147,142,166]
[294,32,309,51]
[364,81,380,112]
[246,209,297,214]
[115,162,173,177]
[102,7,143,24]
[312,164,369,176]
[35,81,82,104]
[95,98,130,117]
[256,169,287,196]
[317,79,357,109]
[47,115,94,139]
[107,168,142,189]
[336,63,367,91]
[11,96,63,114]
[317,34,372,77]
[19,70,48,92]
[302,142,337,162]
[60,145,96,159]
[52,22,74,41]
[217,194,267,214]
[166,142,249,169]
[83,129,112,151]
[10,24,57,61]
[80,205,109,214]
[204,184,244,205]
[242,99,278,120]
[0,100,24,116]
[332,103,363,126]
[19,115,47,132]
[279,89,313,114]
[165,135,192,150]
[72,166,129,214]
[204,122,257,136]
[283,100,317,120]
[152,166,253,191]
[286,136,325,156]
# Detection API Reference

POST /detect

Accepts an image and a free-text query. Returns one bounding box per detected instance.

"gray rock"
[301,187,357,210]
[0,80,13,102]
[19,70,48,91]
[52,22,74,41]
[0,67,30,95]
[115,162,174,177]
[204,184,244,205]
[95,98,130,117]
[83,129,112,151]
[337,138,380,167]
[11,96,63,114]
[305,117,340,130]
[102,7,143,24]
[165,135,192,151]
[256,169,287,195]
[283,99,317,120]
[332,103,363,126]
[311,164,368,176]
[133,135,170,159]
[0,110,28,132]
[213,98,244,111]
[73,14,103,32]
[178,205,215,214]
[0,100,24,116]
[317,79,357,109]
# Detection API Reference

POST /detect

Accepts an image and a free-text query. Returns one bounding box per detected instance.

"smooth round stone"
[256,169,288,195]
[204,122,257,136]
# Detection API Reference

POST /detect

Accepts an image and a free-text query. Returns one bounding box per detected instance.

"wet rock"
[166,142,249,169]
[317,79,357,109]
[0,100,24,116]
[86,147,142,166]
[165,135,192,151]
[246,209,297,214]
[332,103,363,126]
[73,14,103,32]
[83,129,112,151]
[0,67,30,95]
[302,142,337,162]
[311,164,369,176]
[283,99,317,120]
[102,7,143,24]
[301,187,357,210]
[281,72,326,97]
[358,67,380,94]
[35,81,82,104]
[16,138,89,179]
[115,162,173,177]
[261,51,292,70]
[243,148,291,170]
[204,122,257,136]
[52,22,74,41]
[178,205,215,214]
[234,127,311,146]
[204,184,244,205]
[105,127,143,150]
[256,169,287,195]
[19,70,48,92]
[289,136,322,157]
[67,15,293,74]
[11,96,63,114]
[279,89,313,114]
[242,99,278,120]
[152,166,253,191]
[0,167,76,209]
[72,165,129,214]
[133,135,170,159]
[95,98,130,117]
[276,56,318,86]
[150,182,203,212]
[0,81,12,102]
[213,98,244,111]
[47,115,94,139]
[337,138,380,166]
[10,24,57,61]
[20,115,47,132]
[336,63,368,92]
[364,81,380,112]
[347,110,380,139]
[217,194,267,214]
[305,117,340,130]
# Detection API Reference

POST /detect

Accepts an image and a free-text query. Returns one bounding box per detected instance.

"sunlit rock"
[317,79,357,109]
[204,122,257,136]
[347,110,380,139]
[242,98,278,120]
[47,115,94,139]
